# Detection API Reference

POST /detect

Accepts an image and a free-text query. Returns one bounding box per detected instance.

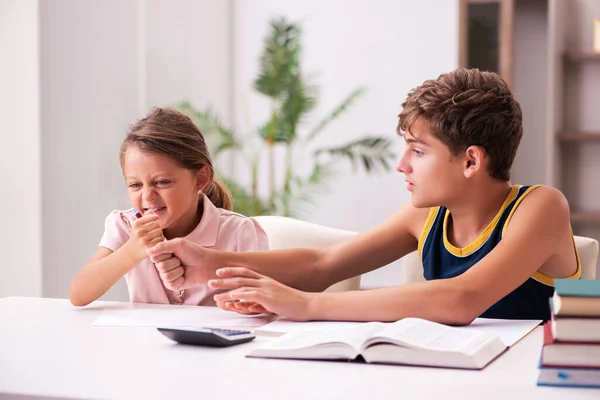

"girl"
[69,107,268,306]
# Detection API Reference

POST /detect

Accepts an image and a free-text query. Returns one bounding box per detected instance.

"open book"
[248,318,508,370]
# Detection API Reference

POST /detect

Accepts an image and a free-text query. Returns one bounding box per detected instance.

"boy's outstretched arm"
[149,204,427,293]
[212,187,572,325]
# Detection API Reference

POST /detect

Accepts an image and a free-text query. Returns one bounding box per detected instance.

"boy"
[148,68,580,324]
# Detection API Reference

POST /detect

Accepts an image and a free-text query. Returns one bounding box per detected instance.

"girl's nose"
[141,187,156,201]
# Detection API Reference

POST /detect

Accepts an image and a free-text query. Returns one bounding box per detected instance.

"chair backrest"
[401,235,599,283]
[253,216,361,292]
[575,236,599,280]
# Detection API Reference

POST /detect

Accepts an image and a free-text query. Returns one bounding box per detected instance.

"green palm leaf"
[314,137,395,173]
[280,76,318,143]
[305,87,366,143]
[273,162,335,217]
[177,101,242,156]
[218,175,269,217]
[253,18,301,99]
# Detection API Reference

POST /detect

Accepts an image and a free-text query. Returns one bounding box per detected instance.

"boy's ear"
[195,165,211,192]
[463,146,485,178]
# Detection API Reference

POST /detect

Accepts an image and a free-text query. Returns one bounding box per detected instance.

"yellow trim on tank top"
[500,185,543,237]
[499,184,581,286]
[527,230,581,286]
[442,185,520,257]
[418,207,441,259]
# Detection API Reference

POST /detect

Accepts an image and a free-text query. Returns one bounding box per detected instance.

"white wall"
[0,0,234,301]
[37,0,233,301]
[145,0,233,120]
[562,0,600,279]
[511,0,548,186]
[0,0,42,297]
[232,0,459,287]
[39,0,140,299]
[145,0,234,176]
[0,0,459,299]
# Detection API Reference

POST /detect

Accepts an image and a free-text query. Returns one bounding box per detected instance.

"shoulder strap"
[418,207,441,259]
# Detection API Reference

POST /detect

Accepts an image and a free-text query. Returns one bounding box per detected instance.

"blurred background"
[1,0,598,302]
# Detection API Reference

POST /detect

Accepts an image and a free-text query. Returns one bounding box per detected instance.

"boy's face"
[122,145,209,237]
[396,120,467,208]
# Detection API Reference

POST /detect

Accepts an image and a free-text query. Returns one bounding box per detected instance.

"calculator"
[157,327,256,347]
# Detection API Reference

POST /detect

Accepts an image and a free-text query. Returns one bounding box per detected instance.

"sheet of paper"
[254,319,368,336]
[254,317,541,347]
[92,305,275,329]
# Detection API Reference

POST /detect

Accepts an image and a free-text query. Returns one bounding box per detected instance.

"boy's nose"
[396,153,410,174]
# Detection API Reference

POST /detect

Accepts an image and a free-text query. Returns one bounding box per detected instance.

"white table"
[0,297,597,400]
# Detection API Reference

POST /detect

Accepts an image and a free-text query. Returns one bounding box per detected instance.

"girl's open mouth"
[144,206,166,214]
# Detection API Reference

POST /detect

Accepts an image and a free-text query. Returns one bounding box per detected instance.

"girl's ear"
[195,165,211,192]
[463,146,485,178]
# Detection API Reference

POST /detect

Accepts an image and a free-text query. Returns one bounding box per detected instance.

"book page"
[255,317,539,346]
[254,322,386,353]
[364,318,499,353]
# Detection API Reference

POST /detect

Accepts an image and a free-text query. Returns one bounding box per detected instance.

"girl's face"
[122,145,209,239]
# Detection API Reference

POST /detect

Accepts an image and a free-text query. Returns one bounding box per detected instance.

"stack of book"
[537,279,600,388]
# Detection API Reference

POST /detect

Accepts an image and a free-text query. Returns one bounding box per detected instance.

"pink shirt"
[99,195,268,306]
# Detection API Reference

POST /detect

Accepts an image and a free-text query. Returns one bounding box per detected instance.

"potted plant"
[180,17,395,217]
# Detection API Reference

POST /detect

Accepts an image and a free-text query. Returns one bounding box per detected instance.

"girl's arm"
[68,213,163,306]
[68,245,136,306]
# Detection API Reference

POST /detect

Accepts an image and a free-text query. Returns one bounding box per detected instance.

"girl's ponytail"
[204,177,232,211]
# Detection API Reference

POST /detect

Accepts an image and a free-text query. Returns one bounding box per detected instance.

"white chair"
[574,236,599,280]
[401,235,599,283]
[253,216,361,292]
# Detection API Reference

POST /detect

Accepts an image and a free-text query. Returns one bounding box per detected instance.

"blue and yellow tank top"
[418,185,581,321]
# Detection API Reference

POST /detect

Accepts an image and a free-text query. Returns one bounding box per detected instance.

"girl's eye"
[156,180,171,186]
[412,149,424,156]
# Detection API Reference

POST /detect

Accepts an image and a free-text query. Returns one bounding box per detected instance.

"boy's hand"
[210,268,316,321]
[125,213,164,263]
[148,238,219,290]
[216,300,271,315]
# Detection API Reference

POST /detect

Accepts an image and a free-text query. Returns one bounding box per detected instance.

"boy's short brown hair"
[397,68,522,181]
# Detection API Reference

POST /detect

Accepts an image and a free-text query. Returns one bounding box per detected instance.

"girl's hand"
[209,268,316,321]
[125,213,164,263]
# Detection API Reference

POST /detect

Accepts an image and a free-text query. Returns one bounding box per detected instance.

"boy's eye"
[128,183,141,188]
[412,149,424,156]
[156,180,172,186]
